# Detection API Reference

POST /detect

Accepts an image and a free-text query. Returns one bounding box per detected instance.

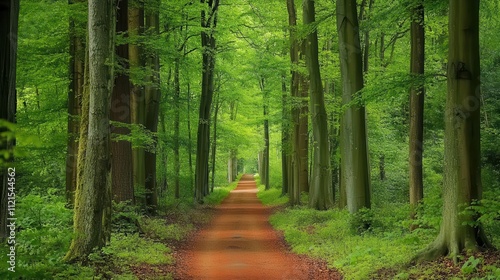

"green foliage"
[112,201,142,235]
[255,174,288,206]
[269,206,436,280]
[141,218,193,242]
[350,208,375,234]
[461,256,482,275]
[98,234,172,266]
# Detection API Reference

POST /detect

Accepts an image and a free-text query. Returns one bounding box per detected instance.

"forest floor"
[171,174,341,280]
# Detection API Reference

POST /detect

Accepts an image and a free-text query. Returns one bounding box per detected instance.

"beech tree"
[417,0,490,261]
[143,0,161,214]
[66,0,86,205]
[409,0,424,221]
[303,0,333,210]
[194,0,219,203]
[110,0,134,203]
[65,0,115,261]
[336,0,371,213]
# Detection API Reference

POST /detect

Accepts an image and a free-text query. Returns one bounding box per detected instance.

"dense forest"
[1,0,499,279]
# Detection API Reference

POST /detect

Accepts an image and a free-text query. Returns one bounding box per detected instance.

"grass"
[0,179,238,279]
[255,174,289,206]
[257,185,500,280]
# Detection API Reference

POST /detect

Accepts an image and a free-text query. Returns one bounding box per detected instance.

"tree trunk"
[260,77,270,190]
[174,57,181,199]
[144,5,160,214]
[195,0,219,203]
[110,0,134,203]
[227,100,237,183]
[0,0,19,242]
[337,0,371,213]
[65,0,115,261]
[281,75,289,196]
[304,0,333,210]
[286,0,301,206]
[211,91,220,192]
[298,42,309,194]
[129,0,146,201]
[66,0,86,206]
[187,82,194,190]
[409,1,425,222]
[416,0,490,262]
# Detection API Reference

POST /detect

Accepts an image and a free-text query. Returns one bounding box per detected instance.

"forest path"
[174,174,341,280]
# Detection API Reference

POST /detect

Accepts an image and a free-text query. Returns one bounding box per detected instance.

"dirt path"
[174,174,341,280]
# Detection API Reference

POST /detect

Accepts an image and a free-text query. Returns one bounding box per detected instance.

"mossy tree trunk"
[416,0,490,262]
[65,0,115,262]
[0,0,19,242]
[337,0,371,213]
[303,0,333,210]
[66,0,86,206]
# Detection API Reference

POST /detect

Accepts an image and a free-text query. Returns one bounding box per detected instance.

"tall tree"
[129,0,146,199]
[194,0,220,203]
[66,0,86,205]
[211,91,221,191]
[227,100,237,183]
[65,0,115,261]
[303,0,333,210]
[409,0,425,222]
[0,0,19,242]
[173,56,181,198]
[144,0,160,214]
[298,41,309,194]
[337,0,371,213]
[110,0,134,203]
[286,0,301,206]
[260,77,270,190]
[417,0,490,261]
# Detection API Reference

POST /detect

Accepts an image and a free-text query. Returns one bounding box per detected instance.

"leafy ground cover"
[0,179,239,279]
[256,175,500,280]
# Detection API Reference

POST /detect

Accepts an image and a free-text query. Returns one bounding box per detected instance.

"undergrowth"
[258,180,500,280]
[0,179,238,279]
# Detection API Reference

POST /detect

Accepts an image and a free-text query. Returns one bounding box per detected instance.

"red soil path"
[174,174,341,280]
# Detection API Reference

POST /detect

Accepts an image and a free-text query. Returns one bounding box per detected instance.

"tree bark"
[174,57,181,199]
[195,0,219,203]
[65,0,115,261]
[0,0,19,242]
[409,1,425,222]
[129,0,146,199]
[416,0,490,262]
[260,77,270,190]
[281,75,289,196]
[110,0,134,203]
[66,0,86,206]
[211,91,220,192]
[303,0,333,210]
[298,41,309,194]
[286,0,301,206]
[144,4,160,214]
[337,0,371,213]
